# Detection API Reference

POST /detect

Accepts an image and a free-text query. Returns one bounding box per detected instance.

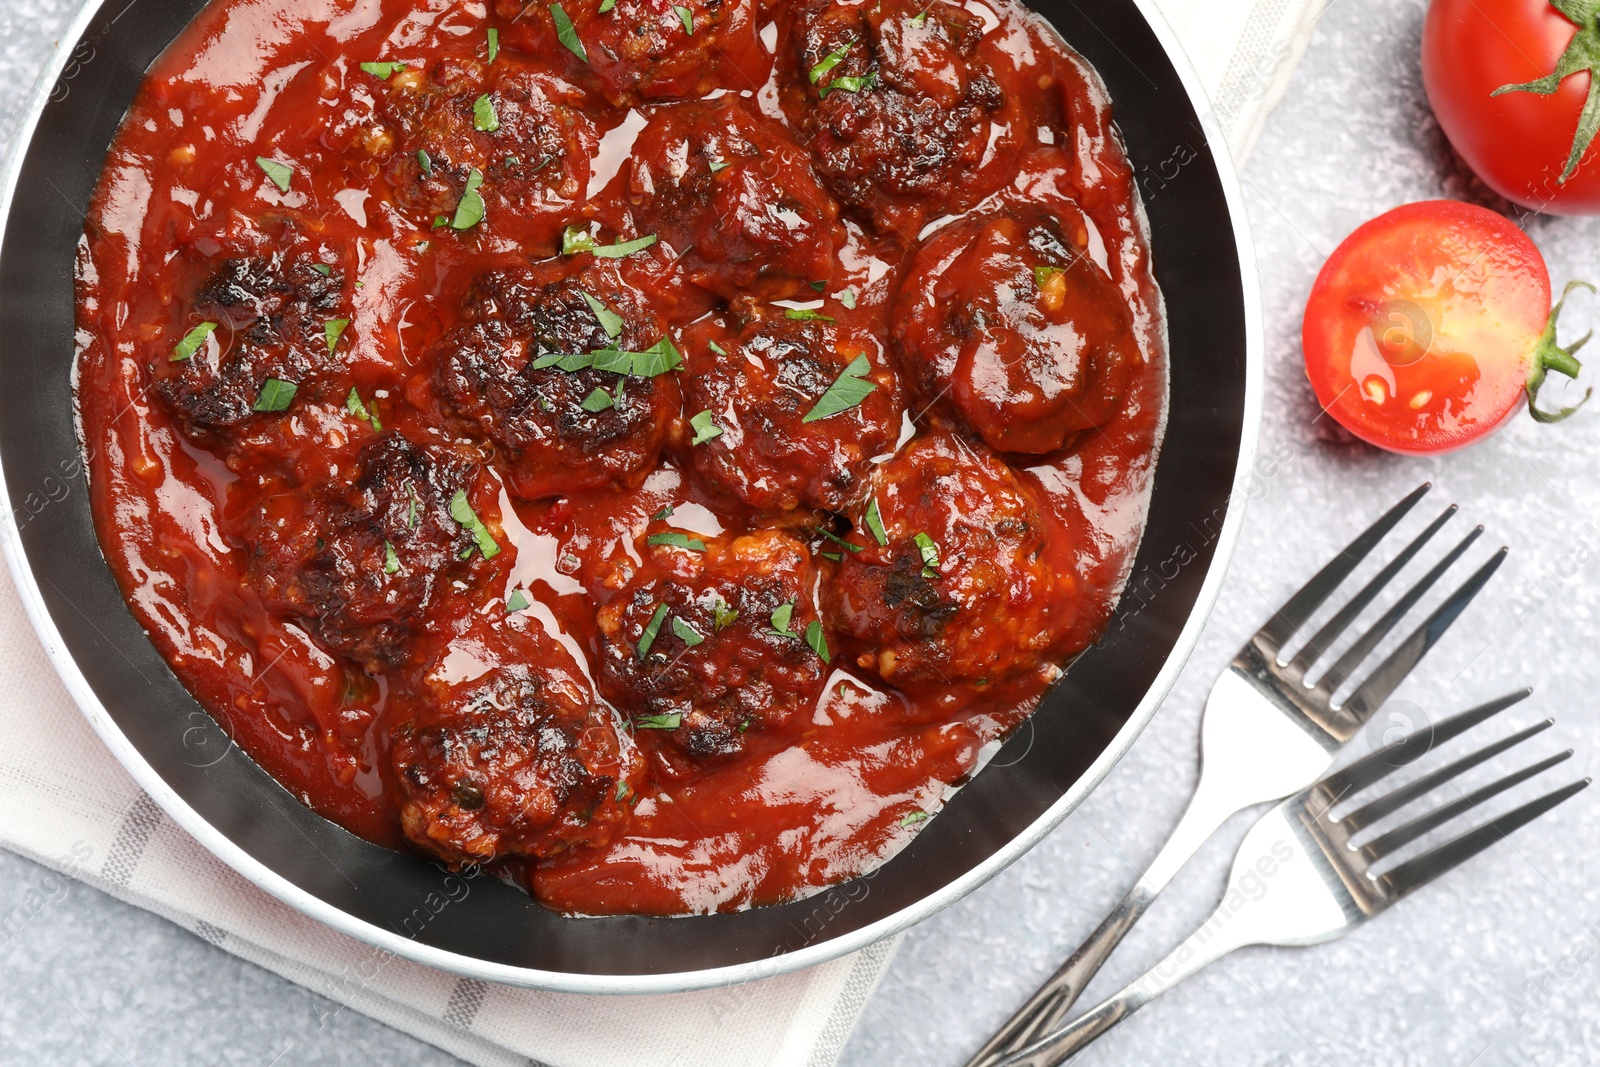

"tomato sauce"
[74,0,1166,914]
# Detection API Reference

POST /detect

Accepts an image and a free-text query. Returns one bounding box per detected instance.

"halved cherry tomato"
[1302,200,1590,455]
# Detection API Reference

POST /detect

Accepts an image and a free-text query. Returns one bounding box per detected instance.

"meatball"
[822,429,1078,686]
[780,0,1004,238]
[895,204,1138,453]
[682,305,904,512]
[378,55,596,232]
[619,98,845,301]
[151,247,346,435]
[596,529,829,775]
[434,264,681,500]
[392,614,641,868]
[495,0,770,106]
[245,432,487,667]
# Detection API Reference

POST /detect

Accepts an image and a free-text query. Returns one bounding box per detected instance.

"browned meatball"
[619,98,845,301]
[151,246,346,435]
[780,0,1004,238]
[391,614,642,869]
[822,429,1079,686]
[895,204,1139,453]
[596,529,829,776]
[434,263,681,500]
[377,55,596,233]
[245,432,488,668]
[681,305,904,512]
[495,0,771,106]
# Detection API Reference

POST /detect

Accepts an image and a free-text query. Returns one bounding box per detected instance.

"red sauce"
[74,0,1166,915]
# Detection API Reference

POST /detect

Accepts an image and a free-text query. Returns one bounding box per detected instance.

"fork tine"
[1256,483,1430,650]
[1337,547,1507,720]
[1361,749,1573,857]
[1317,689,1533,801]
[1311,527,1483,698]
[1288,505,1457,675]
[1340,718,1556,831]
[1379,779,1589,899]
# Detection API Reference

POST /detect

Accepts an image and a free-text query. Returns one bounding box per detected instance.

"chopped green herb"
[689,409,723,446]
[713,598,739,631]
[417,149,433,177]
[1033,265,1065,288]
[674,4,694,32]
[671,616,704,647]
[311,263,333,277]
[628,335,681,375]
[809,39,854,85]
[914,531,941,577]
[325,317,351,354]
[597,234,658,258]
[651,504,676,521]
[647,531,707,552]
[252,378,297,412]
[384,541,400,574]
[433,215,449,229]
[901,809,931,827]
[359,61,407,79]
[598,0,617,11]
[802,354,877,422]
[815,527,864,553]
[345,387,381,431]
[170,322,217,362]
[809,280,827,292]
[862,498,889,547]
[615,780,632,802]
[821,551,843,562]
[707,339,728,356]
[708,159,731,173]
[784,307,835,323]
[582,291,624,339]
[404,480,421,530]
[637,603,671,659]
[448,489,502,559]
[820,71,877,98]
[550,2,588,62]
[581,386,614,412]
[909,7,930,24]
[473,93,500,132]
[452,169,486,230]
[804,620,831,663]
[255,156,293,192]
[636,712,682,729]
[839,286,858,309]
[770,602,797,637]
[486,27,500,62]
[561,224,597,254]
[507,588,531,612]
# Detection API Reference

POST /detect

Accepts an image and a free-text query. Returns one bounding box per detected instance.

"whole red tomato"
[1303,201,1590,455]
[1423,0,1600,214]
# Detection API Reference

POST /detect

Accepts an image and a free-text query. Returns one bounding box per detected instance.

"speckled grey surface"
[6,0,1600,1063]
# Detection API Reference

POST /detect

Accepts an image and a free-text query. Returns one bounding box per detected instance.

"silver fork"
[996,690,1588,1065]
[966,484,1503,1067]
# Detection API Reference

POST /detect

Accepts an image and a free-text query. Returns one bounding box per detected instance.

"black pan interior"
[0,0,1248,977]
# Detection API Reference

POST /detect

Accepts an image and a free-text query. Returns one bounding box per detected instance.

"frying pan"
[0,0,1262,993]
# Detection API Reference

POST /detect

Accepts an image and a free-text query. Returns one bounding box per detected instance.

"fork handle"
[961,776,1246,1067]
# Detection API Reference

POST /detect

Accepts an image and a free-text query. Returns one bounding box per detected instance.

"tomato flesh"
[1302,201,1551,455]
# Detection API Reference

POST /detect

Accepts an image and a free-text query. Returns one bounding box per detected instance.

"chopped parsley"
[252,378,297,412]
[671,616,704,647]
[637,602,671,659]
[864,496,888,545]
[785,307,835,323]
[448,490,501,559]
[647,532,707,552]
[802,354,877,422]
[255,156,293,192]
[636,712,682,730]
[707,339,728,356]
[530,336,682,378]
[914,531,941,576]
[713,598,739,630]
[486,27,500,63]
[804,620,830,663]
[473,94,500,132]
[809,39,854,85]
[674,4,694,32]
[809,280,827,292]
[651,503,676,521]
[550,2,588,62]
[770,602,797,637]
[324,317,350,354]
[345,387,381,431]
[709,160,731,173]
[820,72,877,99]
[629,335,681,375]
[311,263,333,277]
[384,541,400,574]
[815,526,863,553]
[359,61,407,79]
[599,0,617,11]
[901,809,931,827]
[452,168,487,230]
[170,322,217,362]
[839,286,858,309]
[580,386,614,412]
[404,480,421,530]
[506,588,531,612]
[1033,265,1065,288]
[417,149,433,177]
[562,227,659,259]
[689,409,723,445]
[582,291,624,339]
[821,551,843,562]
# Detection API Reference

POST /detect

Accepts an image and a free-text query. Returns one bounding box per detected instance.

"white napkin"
[0,1,1316,1063]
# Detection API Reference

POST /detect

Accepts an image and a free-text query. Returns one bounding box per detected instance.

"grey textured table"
[5,0,1600,1063]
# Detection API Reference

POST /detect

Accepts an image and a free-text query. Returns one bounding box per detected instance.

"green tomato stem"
[1492,0,1600,185]
[1527,279,1595,423]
